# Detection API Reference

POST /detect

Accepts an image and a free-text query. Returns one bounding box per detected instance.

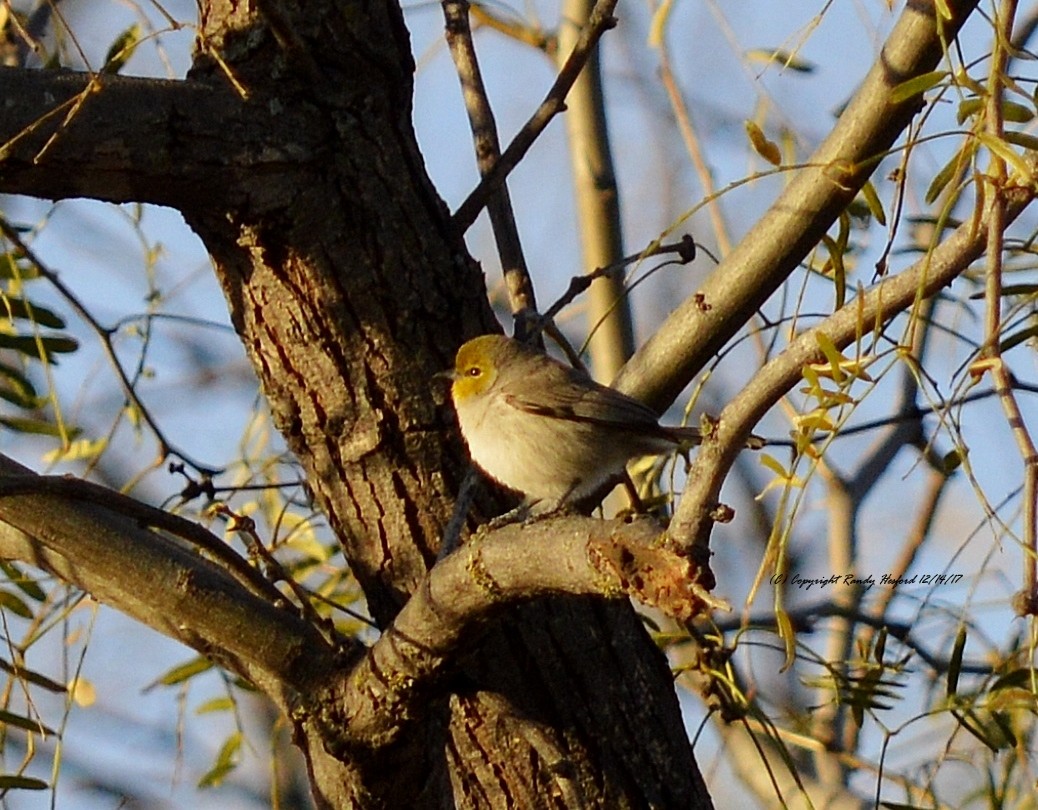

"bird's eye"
[466,366,481,377]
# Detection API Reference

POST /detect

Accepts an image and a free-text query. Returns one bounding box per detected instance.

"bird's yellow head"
[449,335,504,403]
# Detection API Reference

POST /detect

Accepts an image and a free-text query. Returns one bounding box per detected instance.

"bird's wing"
[502,364,664,433]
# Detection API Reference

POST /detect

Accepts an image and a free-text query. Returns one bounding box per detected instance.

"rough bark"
[0,0,711,806]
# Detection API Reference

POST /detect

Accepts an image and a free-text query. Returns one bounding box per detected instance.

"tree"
[0,0,1035,807]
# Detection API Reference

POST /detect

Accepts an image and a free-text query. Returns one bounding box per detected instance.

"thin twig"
[469,4,556,54]
[451,0,619,232]
[442,0,537,336]
[979,0,1038,615]
[0,218,220,475]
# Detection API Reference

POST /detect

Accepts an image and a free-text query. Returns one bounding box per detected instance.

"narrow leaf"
[744,120,781,165]
[102,24,141,75]
[0,590,32,618]
[0,775,48,790]
[0,561,46,601]
[947,625,966,696]
[1000,324,1038,353]
[148,656,213,689]
[890,70,947,104]
[198,731,242,788]
[925,141,975,204]
[859,180,887,226]
[0,333,78,359]
[0,708,54,736]
[0,417,71,438]
[0,298,65,329]
[195,697,235,715]
[745,48,815,73]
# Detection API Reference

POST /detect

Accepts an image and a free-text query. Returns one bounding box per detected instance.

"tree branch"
[451,0,619,231]
[334,513,720,755]
[613,0,982,412]
[0,454,340,704]
[668,170,1038,554]
[0,67,317,210]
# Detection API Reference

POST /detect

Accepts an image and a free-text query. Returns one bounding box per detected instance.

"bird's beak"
[433,369,457,383]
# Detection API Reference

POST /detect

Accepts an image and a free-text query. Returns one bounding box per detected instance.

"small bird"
[443,334,706,510]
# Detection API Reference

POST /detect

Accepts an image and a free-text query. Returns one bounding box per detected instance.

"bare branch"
[0,454,339,702]
[451,0,619,232]
[442,0,538,334]
[0,67,316,211]
[337,513,718,754]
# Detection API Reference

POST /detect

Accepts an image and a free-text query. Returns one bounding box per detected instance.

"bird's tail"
[662,424,766,450]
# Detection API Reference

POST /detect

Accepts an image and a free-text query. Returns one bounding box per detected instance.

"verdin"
[444,334,704,509]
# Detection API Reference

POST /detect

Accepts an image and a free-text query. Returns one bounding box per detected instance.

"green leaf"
[956,97,984,124]
[989,668,1034,690]
[0,333,78,361]
[0,388,42,410]
[745,48,815,73]
[859,180,887,226]
[953,708,1016,751]
[999,324,1038,353]
[195,697,235,715]
[0,417,72,438]
[0,708,54,735]
[1002,100,1035,123]
[0,561,46,602]
[946,625,966,696]
[0,656,67,693]
[198,732,242,788]
[890,70,947,104]
[0,775,48,790]
[0,254,39,280]
[102,23,141,75]
[924,141,976,204]
[0,590,32,619]
[0,361,37,399]
[940,448,965,473]
[1004,130,1038,151]
[148,656,213,689]
[0,298,65,329]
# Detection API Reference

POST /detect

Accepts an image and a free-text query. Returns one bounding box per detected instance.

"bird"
[443,334,707,510]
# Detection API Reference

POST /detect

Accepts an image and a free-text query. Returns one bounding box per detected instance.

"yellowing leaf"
[968,356,1001,380]
[977,132,1034,180]
[196,697,235,715]
[776,608,797,671]
[744,121,782,165]
[69,677,96,707]
[794,410,836,433]
[42,438,107,464]
[815,332,846,383]
[756,454,804,497]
